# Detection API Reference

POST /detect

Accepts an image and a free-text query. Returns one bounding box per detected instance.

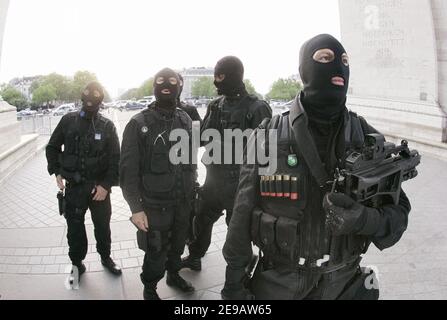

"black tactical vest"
[134,107,194,207]
[60,112,111,184]
[251,110,370,272]
[205,94,264,170]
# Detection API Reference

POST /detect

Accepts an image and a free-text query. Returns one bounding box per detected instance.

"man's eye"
[169,77,178,85]
[342,53,349,66]
[156,77,164,84]
[313,49,335,63]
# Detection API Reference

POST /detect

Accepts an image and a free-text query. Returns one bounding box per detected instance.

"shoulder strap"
[346,111,366,150]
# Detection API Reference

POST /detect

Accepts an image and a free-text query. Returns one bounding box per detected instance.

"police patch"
[287,154,298,167]
[141,126,148,133]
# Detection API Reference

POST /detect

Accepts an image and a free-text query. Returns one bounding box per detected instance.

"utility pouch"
[142,173,176,193]
[250,208,263,247]
[150,143,170,174]
[275,217,299,261]
[259,212,277,254]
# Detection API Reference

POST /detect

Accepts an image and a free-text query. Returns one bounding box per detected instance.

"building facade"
[179,67,214,100]
[339,0,447,158]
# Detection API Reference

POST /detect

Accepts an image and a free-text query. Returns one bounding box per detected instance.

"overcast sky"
[0,0,340,97]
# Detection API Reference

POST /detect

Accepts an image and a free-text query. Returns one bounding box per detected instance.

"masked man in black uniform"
[221,34,412,300]
[46,81,122,279]
[120,68,196,300]
[181,56,272,271]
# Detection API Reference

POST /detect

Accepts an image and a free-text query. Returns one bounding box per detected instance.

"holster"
[57,191,66,216]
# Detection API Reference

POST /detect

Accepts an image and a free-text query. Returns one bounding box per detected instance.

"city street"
[0,108,446,300]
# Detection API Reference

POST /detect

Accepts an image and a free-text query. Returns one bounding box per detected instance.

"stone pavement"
[0,109,446,300]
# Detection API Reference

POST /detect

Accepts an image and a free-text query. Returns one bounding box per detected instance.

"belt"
[265,254,362,275]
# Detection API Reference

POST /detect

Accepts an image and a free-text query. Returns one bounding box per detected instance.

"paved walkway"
[0,109,446,300]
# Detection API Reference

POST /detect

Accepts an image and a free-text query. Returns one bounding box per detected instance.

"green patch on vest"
[287,154,298,167]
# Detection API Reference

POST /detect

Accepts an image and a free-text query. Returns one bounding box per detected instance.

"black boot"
[143,286,161,300]
[101,257,122,276]
[72,262,86,277]
[181,255,202,271]
[166,272,195,293]
[70,262,86,286]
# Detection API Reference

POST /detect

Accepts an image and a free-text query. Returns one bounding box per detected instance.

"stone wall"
[339,0,447,158]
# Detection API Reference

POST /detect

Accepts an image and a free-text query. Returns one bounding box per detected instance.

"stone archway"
[339,0,447,155]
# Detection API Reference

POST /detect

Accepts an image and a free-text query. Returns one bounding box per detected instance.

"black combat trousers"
[188,167,240,258]
[140,201,191,289]
[64,183,112,265]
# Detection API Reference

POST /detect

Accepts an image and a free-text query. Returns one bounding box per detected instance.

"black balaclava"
[177,73,184,104]
[214,56,247,96]
[299,34,350,121]
[81,81,104,116]
[153,68,180,111]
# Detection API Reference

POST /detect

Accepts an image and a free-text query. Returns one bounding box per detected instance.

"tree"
[32,85,57,106]
[40,73,71,102]
[137,78,154,98]
[70,71,99,101]
[119,88,140,100]
[191,77,216,98]
[266,78,302,101]
[0,85,28,110]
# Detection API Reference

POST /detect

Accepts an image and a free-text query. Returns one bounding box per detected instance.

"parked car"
[124,101,145,111]
[114,100,129,111]
[17,108,37,119]
[142,96,156,104]
[51,103,76,116]
[137,99,152,107]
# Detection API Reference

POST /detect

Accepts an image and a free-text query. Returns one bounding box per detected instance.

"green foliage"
[29,71,111,103]
[0,85,28,110]
[119,78,154,101]
[71,71,99,101]
[137,78,154,98]
[119,88,140,100]
[32,85,57,105]
[244,79,262,99]
[191,77,216,98]
[266,78,302,101]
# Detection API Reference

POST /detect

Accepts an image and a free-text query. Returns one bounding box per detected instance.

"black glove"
[323,193,381,236]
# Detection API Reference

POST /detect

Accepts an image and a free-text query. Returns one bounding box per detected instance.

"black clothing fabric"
[81,81,104,113]
[178,101,202,125]
[120,105,194,289]
[120,106,194,213]
[188,94,272,258]
[65,186,112,264]
[153,68,180,109]
[140,201,191,288]
[299,34,350,121]
[188,167,240,258]
[214,56,246,96]
[222,96,411,300]
[46,110,119,265]
[46,111,120,191]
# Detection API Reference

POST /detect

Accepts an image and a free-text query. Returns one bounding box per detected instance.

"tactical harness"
[251,109,370,274]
